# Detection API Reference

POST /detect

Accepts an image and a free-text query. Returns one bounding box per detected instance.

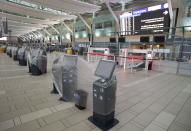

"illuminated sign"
[131,3,169,16]
[132,8,147,16]
[120,8,170,35]
[0,37,7,41]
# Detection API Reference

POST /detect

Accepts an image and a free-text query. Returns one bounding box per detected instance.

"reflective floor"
[0,53,191,131]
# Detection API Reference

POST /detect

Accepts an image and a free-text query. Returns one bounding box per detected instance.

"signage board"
[120,3,170,35]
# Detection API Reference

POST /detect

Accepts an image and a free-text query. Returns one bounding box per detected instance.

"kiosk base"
[50,83,59,94]
[88,112,119,131]
[28,66,32,73]
[59,97,69,102]
[31,65,42,76]
[75,104,86,110]
[19,60,27,66]
[13,56,18,61]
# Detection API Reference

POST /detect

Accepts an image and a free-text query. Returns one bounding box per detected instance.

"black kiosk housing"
[58,55,78,102]
[88,60,119,131]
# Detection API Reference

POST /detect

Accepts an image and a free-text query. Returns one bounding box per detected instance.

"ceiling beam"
[43,28,52,36]
[50,25,60,34]
[78,14,91,31]
[62,21,73,34]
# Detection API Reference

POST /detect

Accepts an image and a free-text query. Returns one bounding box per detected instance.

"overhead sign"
[120,3,170,35]
[132,8,148,16]
[121,3,169,18]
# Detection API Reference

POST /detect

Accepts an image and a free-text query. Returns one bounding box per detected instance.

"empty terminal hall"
[1,0,191,131]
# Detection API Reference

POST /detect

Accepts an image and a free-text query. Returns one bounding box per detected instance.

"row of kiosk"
[3,45,119,130]
[4,46,47,76]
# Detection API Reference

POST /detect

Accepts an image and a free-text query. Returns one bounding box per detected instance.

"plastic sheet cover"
[18,47,27,61]
[6,46,12,54]
[12,47,18,57]
[31,49,47,73]
[52,55,78,100]
[27,49,32,66]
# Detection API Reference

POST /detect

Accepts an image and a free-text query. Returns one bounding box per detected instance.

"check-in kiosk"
[12,47,19,60]
[52,55,78,102]
[18,47,27,66]
[88,60,119,130]
[7,46,12,57]
[30,49,47,75]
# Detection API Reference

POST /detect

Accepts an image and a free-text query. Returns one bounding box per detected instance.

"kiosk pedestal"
[19,59,27,66]
[88,60,119,131]
[31,65,42,75]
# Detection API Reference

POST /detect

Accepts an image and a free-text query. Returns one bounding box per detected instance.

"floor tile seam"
[115,113,137,129]
[121,72,167,88]
[142,85,191,130]
[117,76,169,96]
[125,77,177,106]
[0,69,27,72]
[128,81,184,122]
[117,75,172,99]
[173,120,191,130]
[0,75,31,81]
[117,120,143,131]
[172,95,191,128]
[0,104,74,130]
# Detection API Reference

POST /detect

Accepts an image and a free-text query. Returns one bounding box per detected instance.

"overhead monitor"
[120,3,170,35]
[95,60,116,80]
[110,37,116,43]
[154,36,165,43]
[140,36,150,43]
[118,37,125,42]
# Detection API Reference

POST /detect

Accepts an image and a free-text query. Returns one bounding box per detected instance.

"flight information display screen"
[120,3,170,35]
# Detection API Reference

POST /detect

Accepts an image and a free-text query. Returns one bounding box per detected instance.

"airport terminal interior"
[0,0,191,131]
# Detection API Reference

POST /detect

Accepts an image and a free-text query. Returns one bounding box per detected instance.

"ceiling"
[0,0,100,37]
[0,0,167,38]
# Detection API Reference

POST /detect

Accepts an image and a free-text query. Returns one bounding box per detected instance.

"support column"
[167,0,174,39]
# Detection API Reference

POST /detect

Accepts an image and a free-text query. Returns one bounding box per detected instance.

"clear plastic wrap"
[52,54,78,101]
[18,47,27,61]
[6,46,13,56]
[31,49,47,74]
[12,47,19,60]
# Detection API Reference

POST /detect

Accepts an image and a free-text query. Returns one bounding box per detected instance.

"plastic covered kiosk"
[30,49,47,75]
[88,60,119,131]
[27,49,32,73]
[6,46,12,57]
[12,47,19,60]
[18,47,27,66]
[52,54,78,102]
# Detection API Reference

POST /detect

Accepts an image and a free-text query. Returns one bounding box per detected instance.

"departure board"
[134,9,170,34]
[120,3,170,35]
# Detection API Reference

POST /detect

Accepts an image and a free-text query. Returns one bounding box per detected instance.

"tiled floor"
[0,53,191,131]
